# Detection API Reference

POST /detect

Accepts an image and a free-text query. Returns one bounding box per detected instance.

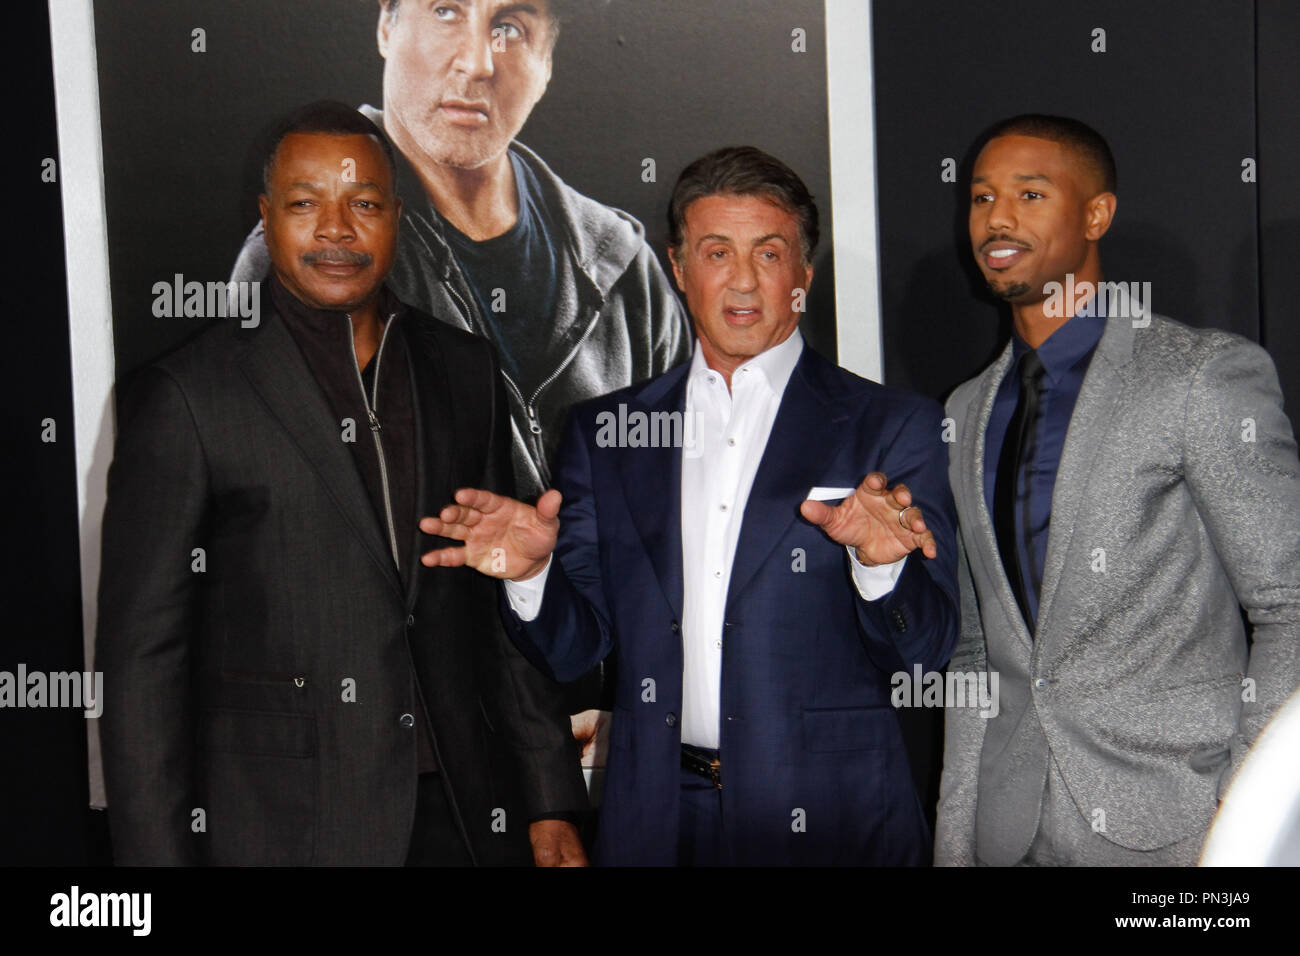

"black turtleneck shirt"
[270,276,436,773]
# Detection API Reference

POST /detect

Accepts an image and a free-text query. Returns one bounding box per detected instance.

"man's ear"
[258,193,269,224]
[376,0,395,58]
[803,263,814,291]
[1084,192,1117,242]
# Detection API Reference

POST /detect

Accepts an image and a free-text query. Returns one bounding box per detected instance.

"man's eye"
[1023,191,1044,200]
[433,5,458,21]
[759,251,778,261]
[493,21,523,41]
[708,249,727,260]
[971,194,992,204]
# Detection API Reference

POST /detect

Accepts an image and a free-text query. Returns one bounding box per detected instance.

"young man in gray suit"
[936,114,1300,866]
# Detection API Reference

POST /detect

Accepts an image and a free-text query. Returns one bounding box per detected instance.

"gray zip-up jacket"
[234,108,691,498]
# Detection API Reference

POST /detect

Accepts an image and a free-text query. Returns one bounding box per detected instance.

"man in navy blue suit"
[422,147,958,865]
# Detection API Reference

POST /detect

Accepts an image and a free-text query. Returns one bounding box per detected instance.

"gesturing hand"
[419,488,561,582]
[799,472,938,566]
[570,709,612,769]
[529,819,588,867]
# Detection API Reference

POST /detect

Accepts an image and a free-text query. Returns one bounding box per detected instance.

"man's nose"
[985,195,1016,231]
[451,20,497,81]
[314,200,356,241]
[728,255,759,293]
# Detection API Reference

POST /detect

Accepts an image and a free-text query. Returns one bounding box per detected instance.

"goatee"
[987,279,1030,301]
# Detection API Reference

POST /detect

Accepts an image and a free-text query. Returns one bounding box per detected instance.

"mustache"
[979,235,1031,252]
[301,249,372,267]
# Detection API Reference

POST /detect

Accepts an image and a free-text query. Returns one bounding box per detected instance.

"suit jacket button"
[399,713,415,728]
[406,614,416,627]
[1033,678,1047,690]
[665,712,677,727]
[670,622,680,633]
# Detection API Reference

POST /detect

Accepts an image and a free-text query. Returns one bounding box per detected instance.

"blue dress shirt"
[984,311,1106,626]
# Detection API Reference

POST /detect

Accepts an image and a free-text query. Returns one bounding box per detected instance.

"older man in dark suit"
[97,101,586,866]
[422,147,959,865]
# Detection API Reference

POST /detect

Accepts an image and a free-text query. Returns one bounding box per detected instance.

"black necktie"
[994,350,1045,632]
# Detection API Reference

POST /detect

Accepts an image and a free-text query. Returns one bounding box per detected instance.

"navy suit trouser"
[678,766,728,866]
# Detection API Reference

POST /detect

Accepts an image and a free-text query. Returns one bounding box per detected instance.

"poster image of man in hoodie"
[232,0,691,499]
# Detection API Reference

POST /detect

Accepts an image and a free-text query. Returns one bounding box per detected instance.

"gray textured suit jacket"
[935,312,1300,866]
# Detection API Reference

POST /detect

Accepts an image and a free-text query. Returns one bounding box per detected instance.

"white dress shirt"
[505,330,905,749]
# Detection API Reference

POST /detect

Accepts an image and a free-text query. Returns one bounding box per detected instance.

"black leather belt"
[681,744,722,789]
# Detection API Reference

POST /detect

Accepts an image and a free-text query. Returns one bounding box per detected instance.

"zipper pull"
[367,409,381,432]
[526,405,543,435]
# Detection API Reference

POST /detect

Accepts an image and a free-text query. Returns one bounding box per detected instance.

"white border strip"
[824,0,884,382]
[1201,690,1300,865]
[48,0,115,809]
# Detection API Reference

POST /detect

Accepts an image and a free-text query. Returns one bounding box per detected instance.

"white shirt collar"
[688,329,804,398]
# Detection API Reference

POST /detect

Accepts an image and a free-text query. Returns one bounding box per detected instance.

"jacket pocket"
[198,707,316,758]
[208,672,311,715]
[195,708,318,865]
[1137,672,1243,704]
[219,670,308,686]
[801,705,896,753]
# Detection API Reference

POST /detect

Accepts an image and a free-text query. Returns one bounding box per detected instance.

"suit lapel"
[403,327,457,610]
[726,350,849,609]
[616,368,689,623]
[963,343,1035,652]
[1035,315,1136,640]
[239,314,402,596]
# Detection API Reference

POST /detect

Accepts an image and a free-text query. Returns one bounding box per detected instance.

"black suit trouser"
[405,772,473,866]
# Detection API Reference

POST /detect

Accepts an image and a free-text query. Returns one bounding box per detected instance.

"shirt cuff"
[530,811,587,826]
[847,548,907,602]
[503,554,553,622]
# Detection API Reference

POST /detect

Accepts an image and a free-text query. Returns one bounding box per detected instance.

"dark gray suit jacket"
[936,313,1300,865]
[97,294,586,865]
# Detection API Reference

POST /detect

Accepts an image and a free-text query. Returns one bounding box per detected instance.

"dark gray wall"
[1257,0,1300,427]
[872,0,1291,417]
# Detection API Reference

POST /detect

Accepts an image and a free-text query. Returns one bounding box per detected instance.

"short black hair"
[668,146,819,265]
[261,99,397,193]
[977,113,1117,194]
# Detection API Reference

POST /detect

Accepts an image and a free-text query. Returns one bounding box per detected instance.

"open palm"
[420,488,561,581]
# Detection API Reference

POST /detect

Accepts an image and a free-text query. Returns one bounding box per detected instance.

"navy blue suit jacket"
[503,345,959,865]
